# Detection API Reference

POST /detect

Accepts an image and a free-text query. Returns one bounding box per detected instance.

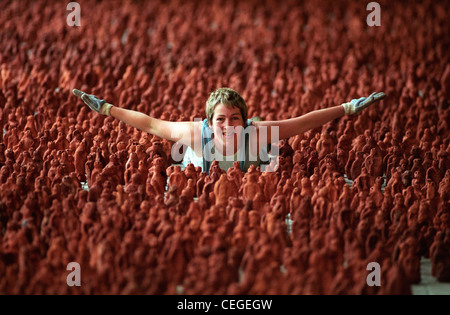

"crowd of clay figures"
[0,0,449,294]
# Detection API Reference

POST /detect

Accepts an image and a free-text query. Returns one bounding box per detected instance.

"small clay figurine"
[214,173,238,206]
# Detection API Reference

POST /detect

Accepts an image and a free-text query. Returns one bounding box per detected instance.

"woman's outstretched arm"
[253,92,386,144]
[109,106,195,145]
[255,105,345,141]
[73,89,196,147]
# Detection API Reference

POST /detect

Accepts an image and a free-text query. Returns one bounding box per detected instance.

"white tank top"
[182,144,241,172]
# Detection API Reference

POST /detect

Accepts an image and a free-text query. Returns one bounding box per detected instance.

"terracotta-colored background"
[0,0,449,294]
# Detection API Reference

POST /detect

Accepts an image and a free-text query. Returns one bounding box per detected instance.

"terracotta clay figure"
[402,129,419,156]
[89,160,103,188]
[422,151,434,171]
[426,160,443,186]
[352,135,366,153]
[430,231,450,282]
[138,160,149,184]
[242,173,261,202]
[228,161,244,188]
[402,170,412,188]
[114,184,128,207]
[307,151,319,176]
[386,170,404,197]
[74,139,88,182]
[353,167,372,193]
[24,115,38,139]
[365,147,384,179]
[214,173,238,206]
[411,158,426,182]
[261,171,279,200]
[164,184,179,208]
[252,192,267,212]
[300,177,314,198]
[438,149,449,175]
[183,162,198,184]
[168,165,187,196]
[181,178,196,200]
[102,153,122,190]
[349,151,365,180]
[316,132,335,160]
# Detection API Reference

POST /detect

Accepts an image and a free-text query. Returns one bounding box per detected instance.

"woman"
[73,87,385,173]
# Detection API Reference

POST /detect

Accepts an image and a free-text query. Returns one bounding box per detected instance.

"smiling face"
[210,104,245,156]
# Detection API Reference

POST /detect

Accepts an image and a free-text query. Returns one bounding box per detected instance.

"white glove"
[342,92,386,115]
[73,89,113,116]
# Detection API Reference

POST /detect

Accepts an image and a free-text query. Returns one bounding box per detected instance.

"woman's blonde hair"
[206,87,248,124]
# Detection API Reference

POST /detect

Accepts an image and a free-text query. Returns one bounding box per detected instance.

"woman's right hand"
[73,89,113,116]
